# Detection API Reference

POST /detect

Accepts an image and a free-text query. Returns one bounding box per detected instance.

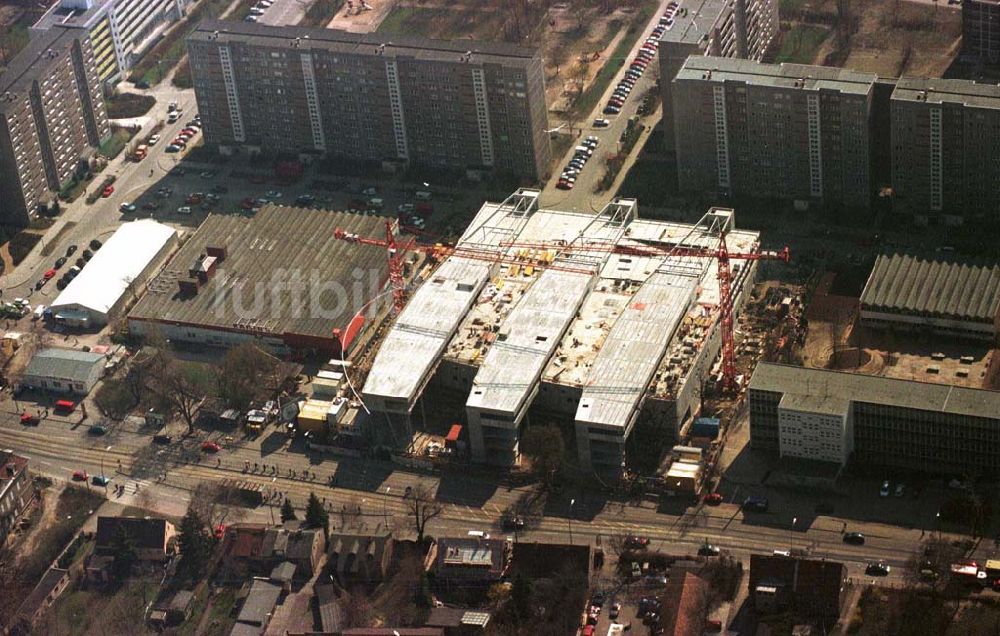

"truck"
[133,144,148,161]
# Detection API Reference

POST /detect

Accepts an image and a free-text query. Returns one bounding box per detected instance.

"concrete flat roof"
[660,0,732,47]
[892,77,1000,110]
[750,362,1000,420]
[676,55,877,95]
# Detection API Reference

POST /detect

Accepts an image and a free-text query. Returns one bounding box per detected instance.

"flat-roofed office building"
[187,21,551,181]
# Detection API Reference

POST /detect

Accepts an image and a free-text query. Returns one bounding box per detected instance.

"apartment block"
[891,78,1000,221]
[659,0,779,150]
[0,26,110,228]
[33,0,192,83]
[963,0,1000,64]
[188,21,551,180]
[672,56,875,209]
[750,363,1000,475]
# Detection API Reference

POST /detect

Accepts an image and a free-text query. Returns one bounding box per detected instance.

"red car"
[201,440,221,453]
[102,185,114,197]
[704,492,724,505]
[43,268,56,279]
[215,523,227,540]
[72,470,88,481]
[20,412,39,425]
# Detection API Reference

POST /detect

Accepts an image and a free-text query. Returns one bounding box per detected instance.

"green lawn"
[98,127,136,160]
[773,25,831,64]
[301,0,344,27]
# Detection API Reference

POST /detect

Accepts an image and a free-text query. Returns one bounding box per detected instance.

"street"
[0,405,958,590]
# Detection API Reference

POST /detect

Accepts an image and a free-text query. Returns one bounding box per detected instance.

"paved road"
[256,0,317,26]
[538,0,669,212]
[0,407,951,588]
[0,84,199,298]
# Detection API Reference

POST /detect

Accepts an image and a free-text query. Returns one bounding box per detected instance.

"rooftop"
[892,77,1000,109]
[51,219,177,316]
[660,0,732,47]
[236,579,282,626]
[0,450,28,501]
[676,56,878,95]
[129,206,387,342]
[191,19,538,66]
[860,252,1000,323]
[96,516,172,553]
[0,26,81,112]
[24,348,105,383]
[750,362,1000,420]
[33,0,109,32]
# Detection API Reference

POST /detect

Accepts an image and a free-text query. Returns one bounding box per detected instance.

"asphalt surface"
[255,0,316,26]
[0,406,956,590]
[538,0,670,212]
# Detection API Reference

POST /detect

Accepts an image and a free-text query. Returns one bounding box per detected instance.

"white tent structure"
[49,219,178,327]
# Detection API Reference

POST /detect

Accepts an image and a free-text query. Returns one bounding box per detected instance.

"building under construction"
[361,189,764,477]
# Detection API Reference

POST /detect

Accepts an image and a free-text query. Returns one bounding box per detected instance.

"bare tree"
[146,359,214,434]
[404,483,443,544]
[189,482,248,531]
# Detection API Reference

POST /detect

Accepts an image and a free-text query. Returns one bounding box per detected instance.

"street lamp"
[790,517,797,551]
[567,498,576,545]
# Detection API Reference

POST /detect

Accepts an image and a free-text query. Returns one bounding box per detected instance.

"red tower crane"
[501,233,790,393]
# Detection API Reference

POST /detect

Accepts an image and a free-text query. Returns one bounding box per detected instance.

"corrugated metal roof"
[24,348,104,383]
[859,253,1000,322]
[128,206,387,341]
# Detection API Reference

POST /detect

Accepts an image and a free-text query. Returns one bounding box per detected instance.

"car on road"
[501,515,525,531]
[20,412,39,425]
[66,244,77,256]
[698,544,721,557]
[624,534,650,549]
[148,134,160,145]
[704,492,724,505]
[593,118,610,128]
[843,532,865,545]
[72,470,88,481]
[92,475,111,487]
[88,424,108,436]
[102,185,114,197]
[201,440,221,453]
[43,268,56,280]
[119,202,137,213]
[34,279,45,290]
[895,483,905,497]
[880,480,890,497]
[865,562,890,576]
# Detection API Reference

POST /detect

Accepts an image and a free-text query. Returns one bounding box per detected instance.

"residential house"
[13,567,71,632]
[327,530,394,585]
[270,561,296,592]
[425,607,492,635]
[0,450,33,548]
[149,589,196,628]
[749,554,845,621]
[314,583,342,633]
[95,516,176,561]
[231,579,282,635]
[431,537,512,588]
[262,522,326,578]
[660,571,709,636]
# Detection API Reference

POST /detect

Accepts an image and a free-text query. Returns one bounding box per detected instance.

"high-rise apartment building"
[33,0,193,84]
[0,26,110,228]
[963,0,1000,64]
[672,56,876,209]
[891,78,1000,221]
[187,21,551,180]
[658,0,779,150]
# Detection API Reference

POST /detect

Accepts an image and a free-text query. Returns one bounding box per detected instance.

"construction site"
[342,189,790,482]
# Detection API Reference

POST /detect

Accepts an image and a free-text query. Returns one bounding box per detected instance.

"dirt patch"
[778,0,961,77]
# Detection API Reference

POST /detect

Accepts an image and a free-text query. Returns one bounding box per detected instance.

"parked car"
[865,562,890,576]
[119,202,137,213]
[88,424,108,436]
[177,206,192,215]
[704,492,724,505]
[880,480,891,497]
[66,244,78,256]
[102,185,114,197]
[201,441,221,453]
[20,412,39,425]
[153,434,173,445]
[55,257,67,269]
[92,475,111,487]
[698,544,721,557]
[624,535,650,549]
[72,470,88,481]
[501,515,525,531]
[593,118,610,128]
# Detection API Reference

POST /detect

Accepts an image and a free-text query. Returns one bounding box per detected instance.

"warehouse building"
[860,252,1000,342]
[672,56,876,209]
[363,190,761,476]
[749,362,1000,475]
[49,219,177,328]
[128,205,391,356]
[187,21,551,181]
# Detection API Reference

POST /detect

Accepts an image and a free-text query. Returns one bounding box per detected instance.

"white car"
[880,480,890,497]
[592,118,610,128]
[244,14,258,21]
[265,190,282,198]
[177,206,192,215]
[148,134,160,145]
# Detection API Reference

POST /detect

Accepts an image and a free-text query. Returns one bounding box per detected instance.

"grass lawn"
[377,6,506,40]
[301,0,344,27]
[199,587,238,636]
[106,92,156,119]
[44,578,160,634]
[98,127,136,160]
[773,25,831,64]
[573,2,657,117]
